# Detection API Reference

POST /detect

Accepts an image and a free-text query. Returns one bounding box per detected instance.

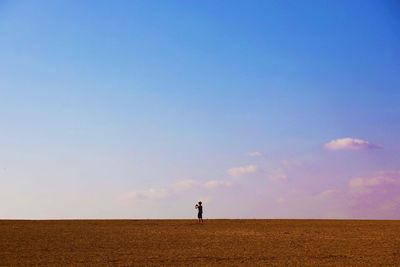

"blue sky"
[0,0,399,219]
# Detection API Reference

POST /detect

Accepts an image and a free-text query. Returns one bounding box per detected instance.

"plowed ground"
[1,220,399,266]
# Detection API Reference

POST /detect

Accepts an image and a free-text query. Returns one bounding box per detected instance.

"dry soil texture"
[0,220,399,266]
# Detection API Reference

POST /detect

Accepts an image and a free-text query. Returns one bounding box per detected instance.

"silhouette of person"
[195,201,203,223]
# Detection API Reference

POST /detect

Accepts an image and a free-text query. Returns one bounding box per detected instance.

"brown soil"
[1,220,399,266]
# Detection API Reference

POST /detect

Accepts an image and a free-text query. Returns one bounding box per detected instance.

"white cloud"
[227,165,257,177]
[349,177,382,191]
[120,177,235,203]
[267,160,303,182]
[349,171,400,193]
[204,180,232,189]
[247,151,263,157]
[324,137,381,151]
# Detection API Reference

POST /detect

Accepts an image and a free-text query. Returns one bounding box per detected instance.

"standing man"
[195,201,203,223]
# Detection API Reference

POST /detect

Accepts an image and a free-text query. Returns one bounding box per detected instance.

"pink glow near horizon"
[117,138,400,219]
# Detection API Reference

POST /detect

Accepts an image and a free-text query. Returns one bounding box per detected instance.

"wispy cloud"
[120,178,234,203]
[247,151,263,157]
[204,180,232,189]
[172,180,199,191]
[268,168,288,181]
[120,188,168,201]
[348,171,400,218]
[227,165,257,177]
[324,137,381,150]
[349,171,400,193]
[305,171,400,219]
[267,160,303,182]
[173,179,232,191]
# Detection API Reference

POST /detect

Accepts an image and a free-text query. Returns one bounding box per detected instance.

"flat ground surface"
[1,220,400,266]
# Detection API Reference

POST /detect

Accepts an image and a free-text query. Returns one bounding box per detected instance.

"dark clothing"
[197,205,203,219]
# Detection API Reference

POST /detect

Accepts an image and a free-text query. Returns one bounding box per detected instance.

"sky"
[0,0,399,219]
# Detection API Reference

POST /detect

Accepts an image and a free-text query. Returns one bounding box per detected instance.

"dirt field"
[0,219,399,266]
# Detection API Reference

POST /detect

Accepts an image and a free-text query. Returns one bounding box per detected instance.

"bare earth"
[1,220,399,266]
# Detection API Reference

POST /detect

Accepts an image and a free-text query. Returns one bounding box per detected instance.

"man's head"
[198,201,202,205]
